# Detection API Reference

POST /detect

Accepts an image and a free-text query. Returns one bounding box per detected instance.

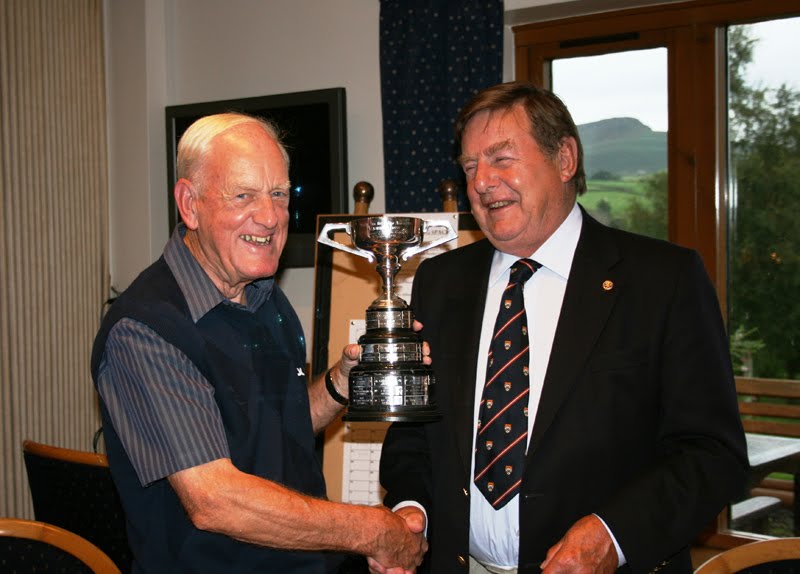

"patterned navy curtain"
[380,0,503,213]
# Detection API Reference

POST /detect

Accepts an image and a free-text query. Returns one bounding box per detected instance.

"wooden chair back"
[0,517,121,574]
[22,440,132,573]
[694,538,800,573]
[736,378,800,438]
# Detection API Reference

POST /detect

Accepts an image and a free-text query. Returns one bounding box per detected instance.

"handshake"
[360,505,428,574]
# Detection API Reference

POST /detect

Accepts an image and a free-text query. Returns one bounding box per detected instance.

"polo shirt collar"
[164,223,275,323]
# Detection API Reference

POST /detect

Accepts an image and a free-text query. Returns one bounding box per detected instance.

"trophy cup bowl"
[317,215,457,422]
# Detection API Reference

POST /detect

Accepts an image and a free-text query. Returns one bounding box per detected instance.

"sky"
[550,16,799,133]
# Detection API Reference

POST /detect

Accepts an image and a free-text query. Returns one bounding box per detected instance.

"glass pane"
[726,16,800,538]
[551,49,668,239]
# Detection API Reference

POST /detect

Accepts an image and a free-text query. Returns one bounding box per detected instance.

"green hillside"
[578,117,666,177]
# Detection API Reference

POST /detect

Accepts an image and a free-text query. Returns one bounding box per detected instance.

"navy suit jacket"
[380,210,748,574]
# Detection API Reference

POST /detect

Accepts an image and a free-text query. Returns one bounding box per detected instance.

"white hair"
[176,112,290,186]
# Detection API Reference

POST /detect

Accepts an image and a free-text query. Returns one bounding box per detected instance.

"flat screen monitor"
[165,88,348,268]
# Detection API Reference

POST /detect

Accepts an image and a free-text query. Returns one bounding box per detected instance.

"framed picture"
[165,88,348,268]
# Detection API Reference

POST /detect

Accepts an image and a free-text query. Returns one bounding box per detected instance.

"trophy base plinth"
[345,362,439,423]
[343,405,440,423]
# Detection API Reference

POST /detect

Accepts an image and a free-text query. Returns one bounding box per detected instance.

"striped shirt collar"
[164,223,274,323]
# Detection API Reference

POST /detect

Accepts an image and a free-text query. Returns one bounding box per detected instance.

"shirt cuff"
[392,500,429,538]
[593,513,626,567]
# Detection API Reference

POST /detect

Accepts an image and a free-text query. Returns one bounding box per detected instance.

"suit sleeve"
[597,251,749,570]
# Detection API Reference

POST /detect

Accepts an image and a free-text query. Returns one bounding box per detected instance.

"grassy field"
[578,177,652,216]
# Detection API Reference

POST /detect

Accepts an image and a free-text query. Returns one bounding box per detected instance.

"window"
[513,0,799,545]
[552,48,668,239]
[727,18,799,384]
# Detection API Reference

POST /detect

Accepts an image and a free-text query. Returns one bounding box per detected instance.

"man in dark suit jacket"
[379,82,748,574]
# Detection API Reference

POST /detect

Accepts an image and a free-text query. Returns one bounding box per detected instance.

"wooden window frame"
[513,0,800,546]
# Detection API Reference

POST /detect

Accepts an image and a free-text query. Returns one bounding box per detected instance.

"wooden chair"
[22,440,132,573]
[694,538,800,573]
[736,378,800,534]
[0,517,121,573]
[737,378,800,439]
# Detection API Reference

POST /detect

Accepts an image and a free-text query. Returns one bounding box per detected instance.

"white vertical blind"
[0,0,108,518]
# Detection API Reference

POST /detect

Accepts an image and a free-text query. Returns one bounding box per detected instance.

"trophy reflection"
[317,216,457,422]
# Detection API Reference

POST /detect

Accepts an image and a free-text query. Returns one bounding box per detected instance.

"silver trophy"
[317,216,457,421]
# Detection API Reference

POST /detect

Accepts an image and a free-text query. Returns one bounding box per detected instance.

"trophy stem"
[377,254,402,305]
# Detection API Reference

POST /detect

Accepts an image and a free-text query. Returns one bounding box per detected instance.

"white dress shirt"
[468,202,583,567]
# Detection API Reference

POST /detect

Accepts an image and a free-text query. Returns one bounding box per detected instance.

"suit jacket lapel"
[529,213,622,453]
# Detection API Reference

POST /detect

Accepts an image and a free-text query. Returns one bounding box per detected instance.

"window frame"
[513,0,800,546]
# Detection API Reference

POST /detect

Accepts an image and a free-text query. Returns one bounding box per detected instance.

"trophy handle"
[400,219,458,261]
[317,222,376,262]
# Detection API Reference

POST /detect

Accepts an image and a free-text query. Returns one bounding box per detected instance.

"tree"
[729,325,766,377]
[727,26,800,379]
[622,170,668,240]
[591,170,619,181]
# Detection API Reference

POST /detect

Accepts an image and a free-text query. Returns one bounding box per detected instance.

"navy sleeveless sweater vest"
[91,257,341,573]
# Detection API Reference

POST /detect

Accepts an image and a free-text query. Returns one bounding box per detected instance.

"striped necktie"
[474,258,540,509]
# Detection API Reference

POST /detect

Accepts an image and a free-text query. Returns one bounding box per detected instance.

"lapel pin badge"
[602,280,614,291]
